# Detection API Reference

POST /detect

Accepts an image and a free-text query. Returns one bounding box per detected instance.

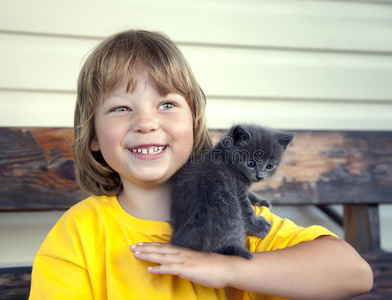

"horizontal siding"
[1,31,392,130]
[1,0,392,131]
[2,32,392,100]
[185,45,392,101]
[2,91,392,130]
[1,0,392,53]
[206,97,392,130]
[0,33,95,92]
[0,91,75,127]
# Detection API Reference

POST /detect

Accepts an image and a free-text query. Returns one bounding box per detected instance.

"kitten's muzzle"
[256,172,266,181]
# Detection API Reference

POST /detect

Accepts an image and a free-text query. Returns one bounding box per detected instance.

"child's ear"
[90,136,100,152]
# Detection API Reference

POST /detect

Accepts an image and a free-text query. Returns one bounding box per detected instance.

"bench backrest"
[1,127,391,211]
[1,127,391,299]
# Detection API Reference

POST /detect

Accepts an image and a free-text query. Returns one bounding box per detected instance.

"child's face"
[91,69,194,188]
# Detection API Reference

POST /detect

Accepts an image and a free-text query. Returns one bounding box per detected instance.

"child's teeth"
[132,146,165,155]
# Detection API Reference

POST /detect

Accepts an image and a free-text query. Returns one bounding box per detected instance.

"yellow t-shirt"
[29,195,336,300]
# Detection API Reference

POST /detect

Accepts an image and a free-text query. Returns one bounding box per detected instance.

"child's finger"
[133,249,184,264]
[130,243,181,254]
[147,264,182,276]
[130,243,179,254]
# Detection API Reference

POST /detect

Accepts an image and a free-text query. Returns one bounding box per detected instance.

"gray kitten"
[170,124,294,259]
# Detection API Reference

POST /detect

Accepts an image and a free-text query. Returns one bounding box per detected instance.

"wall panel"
[3,33,392,100]
[206,98,392,130]
[1,0,392,52]
[0,91,75,127]
[2,91,392,130]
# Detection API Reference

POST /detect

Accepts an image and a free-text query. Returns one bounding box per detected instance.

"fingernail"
[135,251,140,255]
[137,242,144,245]
[130,245,136,250]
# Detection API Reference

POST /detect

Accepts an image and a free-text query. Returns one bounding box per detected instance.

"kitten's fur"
[170,124,294,259]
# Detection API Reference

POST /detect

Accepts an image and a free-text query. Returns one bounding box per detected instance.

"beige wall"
[1,0,392,265]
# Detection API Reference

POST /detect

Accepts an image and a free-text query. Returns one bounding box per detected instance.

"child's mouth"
[131,146,166,155]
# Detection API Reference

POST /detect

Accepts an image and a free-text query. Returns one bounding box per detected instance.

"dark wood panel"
[0,266,31,300]
[356,253,392,299]
[1,128,391,299]
[344,204,381,253]
[1,128,392,210]
[0,128,87,211]
[211,130,392,205]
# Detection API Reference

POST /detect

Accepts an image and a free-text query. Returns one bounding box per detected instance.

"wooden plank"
[0,128,87,210]
[210,130,392,205]
[0,266,31,300]
[343,204,381,253]
[1,128,392,210]
[357,253,392,299]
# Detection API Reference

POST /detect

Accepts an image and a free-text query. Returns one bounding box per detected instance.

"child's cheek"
[174,119,194,159]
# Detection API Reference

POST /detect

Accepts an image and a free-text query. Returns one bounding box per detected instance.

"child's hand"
[130,242,243,289]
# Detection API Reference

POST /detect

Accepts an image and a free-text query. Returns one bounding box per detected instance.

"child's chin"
[133,170,173,185]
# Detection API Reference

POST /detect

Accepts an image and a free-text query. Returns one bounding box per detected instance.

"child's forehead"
[102,72,181,102]
[98,59,190,103]
[108,73,140,93]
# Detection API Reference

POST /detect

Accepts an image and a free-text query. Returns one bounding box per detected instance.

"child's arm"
[29,254,94,299]
[131,236,373,299]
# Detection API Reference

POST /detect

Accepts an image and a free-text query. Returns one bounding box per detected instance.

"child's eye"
[158,102,175,110]
[112,107,131,112]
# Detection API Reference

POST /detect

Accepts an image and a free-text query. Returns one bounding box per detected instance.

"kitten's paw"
[218,246,253,259]
[248,193,271,208]
[254,199,271,208]
[249,217,272,238]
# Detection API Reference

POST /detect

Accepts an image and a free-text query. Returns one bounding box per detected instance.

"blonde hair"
[74,29,212,195]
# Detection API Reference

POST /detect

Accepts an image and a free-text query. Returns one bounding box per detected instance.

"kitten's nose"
[256,172,266,181]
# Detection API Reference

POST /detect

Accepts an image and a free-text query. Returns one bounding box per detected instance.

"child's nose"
[131,111,159,133]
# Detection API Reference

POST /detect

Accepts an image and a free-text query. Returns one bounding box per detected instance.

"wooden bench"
[1,127,391,299]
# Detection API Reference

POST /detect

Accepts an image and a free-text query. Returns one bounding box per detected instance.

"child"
[29,29,373,300]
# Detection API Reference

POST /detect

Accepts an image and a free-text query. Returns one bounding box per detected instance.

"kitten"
[170,124,294,259]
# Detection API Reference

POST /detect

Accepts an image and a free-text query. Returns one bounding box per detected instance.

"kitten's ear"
[231,125,251,145]
[275,132,294,149]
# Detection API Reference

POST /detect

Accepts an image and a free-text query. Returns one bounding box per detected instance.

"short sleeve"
[246,206,338,253]
[29,207,94,300]
[29,255,93,300]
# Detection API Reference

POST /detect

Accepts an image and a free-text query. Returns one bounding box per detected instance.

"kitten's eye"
[247,160,256,168]
[266,162,275,170]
